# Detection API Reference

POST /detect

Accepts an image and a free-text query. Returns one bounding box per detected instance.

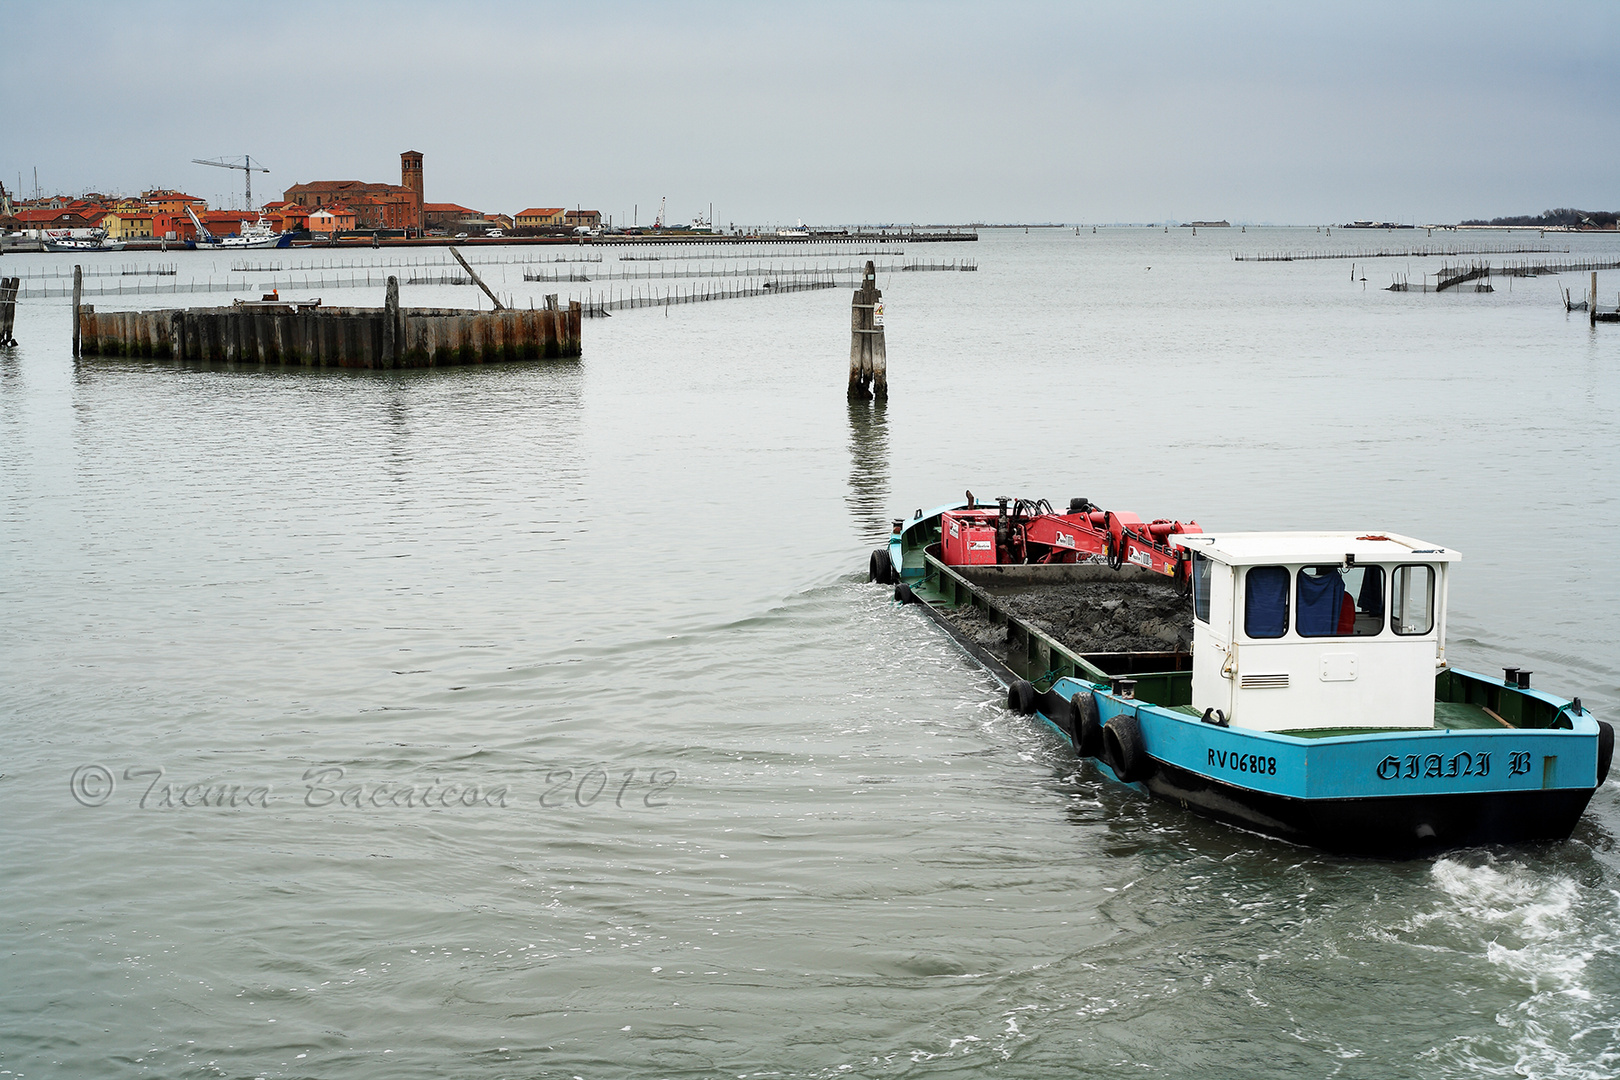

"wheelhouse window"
[1296,565,1385,636]
[1191,551,1212,623]
[1243,566,1289,639]
[1391,564,1435,635]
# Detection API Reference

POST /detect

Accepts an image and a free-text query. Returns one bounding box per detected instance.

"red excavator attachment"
[939,496,1200,581]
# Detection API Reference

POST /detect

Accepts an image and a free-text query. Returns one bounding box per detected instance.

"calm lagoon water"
[2,228,1619,1078]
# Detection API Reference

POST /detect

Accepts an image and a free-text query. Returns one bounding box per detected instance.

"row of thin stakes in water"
[16,271,471,299]
[17,258,975,300]
[1233,244,1571,262]
[521,259,975,282]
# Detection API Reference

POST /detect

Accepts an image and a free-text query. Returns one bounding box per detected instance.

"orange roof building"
[307,205,357,234]
[423,202,487,230]
[142,189,207,214]
[15,206,106,231]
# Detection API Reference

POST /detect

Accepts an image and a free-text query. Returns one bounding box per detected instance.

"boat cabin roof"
[1172,531,1461,566]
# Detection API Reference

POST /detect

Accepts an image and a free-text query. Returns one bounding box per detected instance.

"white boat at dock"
[42,230,126,252]
[186,207,292,250]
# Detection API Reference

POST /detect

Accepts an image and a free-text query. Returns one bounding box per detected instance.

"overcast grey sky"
[4,1,1616,225]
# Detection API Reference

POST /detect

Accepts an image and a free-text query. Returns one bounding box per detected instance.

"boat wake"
[1415,857,1619,1079]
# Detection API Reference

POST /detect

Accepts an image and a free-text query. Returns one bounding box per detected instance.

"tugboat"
[873,498,1613,857]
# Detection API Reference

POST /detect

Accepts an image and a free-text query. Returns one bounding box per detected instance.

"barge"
[873,498,1613,857]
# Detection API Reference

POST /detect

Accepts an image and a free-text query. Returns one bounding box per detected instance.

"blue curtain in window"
[1357,568,1384,619]
[1244,566,1289,638]
[1297,569,1343,636]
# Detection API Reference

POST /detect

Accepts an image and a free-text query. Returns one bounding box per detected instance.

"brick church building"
[281,151,425,231]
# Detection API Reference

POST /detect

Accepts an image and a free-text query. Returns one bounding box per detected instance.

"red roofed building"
[345,188,420,230]
[15,206,106,232]
[423,202,486,230]
[282,151,424,231]
[261,201,312,233]
[307,205,357,234]
[142,189,207,215]
[197,210,260,238]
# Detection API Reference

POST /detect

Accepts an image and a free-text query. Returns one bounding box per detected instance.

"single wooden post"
[382,276,399,368]
[870,289,887,399]
[848,260,887,399]
[448,247,504,310]
[72,265,83,356]
[0,277,18,347]
[1593,271,1599,327]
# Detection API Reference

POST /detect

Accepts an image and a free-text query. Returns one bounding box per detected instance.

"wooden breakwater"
[74,274,580,367]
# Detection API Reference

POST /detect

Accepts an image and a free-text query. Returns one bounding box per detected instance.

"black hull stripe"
[1144,758,1596,858]
[901,588,1598,857]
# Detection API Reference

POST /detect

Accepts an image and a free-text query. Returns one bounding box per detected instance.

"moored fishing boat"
[873,498,1613,857]
[186,207,292,250]
[192,217,292,249]
[43,231,126,252]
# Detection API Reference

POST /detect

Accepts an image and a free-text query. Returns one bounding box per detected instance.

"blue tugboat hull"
[1027,674,1605,858]
[1023,683,1597,856]
[881,502,1610,857]
[1141,759,1594,856]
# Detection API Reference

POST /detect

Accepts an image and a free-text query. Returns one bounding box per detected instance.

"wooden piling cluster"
[0,277,17,346]
[848,260,887,400]
[73,273,581,367]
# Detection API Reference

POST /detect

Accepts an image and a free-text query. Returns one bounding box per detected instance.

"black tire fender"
[1598,721,1614,787]
[1007,679,1036,715]
[1102,714,1153,783]
[871,547,893,585]
[894,582,915,604]
[1070,691,1103,757]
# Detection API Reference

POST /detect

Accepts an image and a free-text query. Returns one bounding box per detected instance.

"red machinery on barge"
[918,493,1200,579]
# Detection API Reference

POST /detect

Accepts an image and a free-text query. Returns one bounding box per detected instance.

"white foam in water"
[1431,858,1585,993]
[1420,859,1620,1079]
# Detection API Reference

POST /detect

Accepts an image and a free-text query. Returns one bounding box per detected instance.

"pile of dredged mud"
[941,579,1192,656]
